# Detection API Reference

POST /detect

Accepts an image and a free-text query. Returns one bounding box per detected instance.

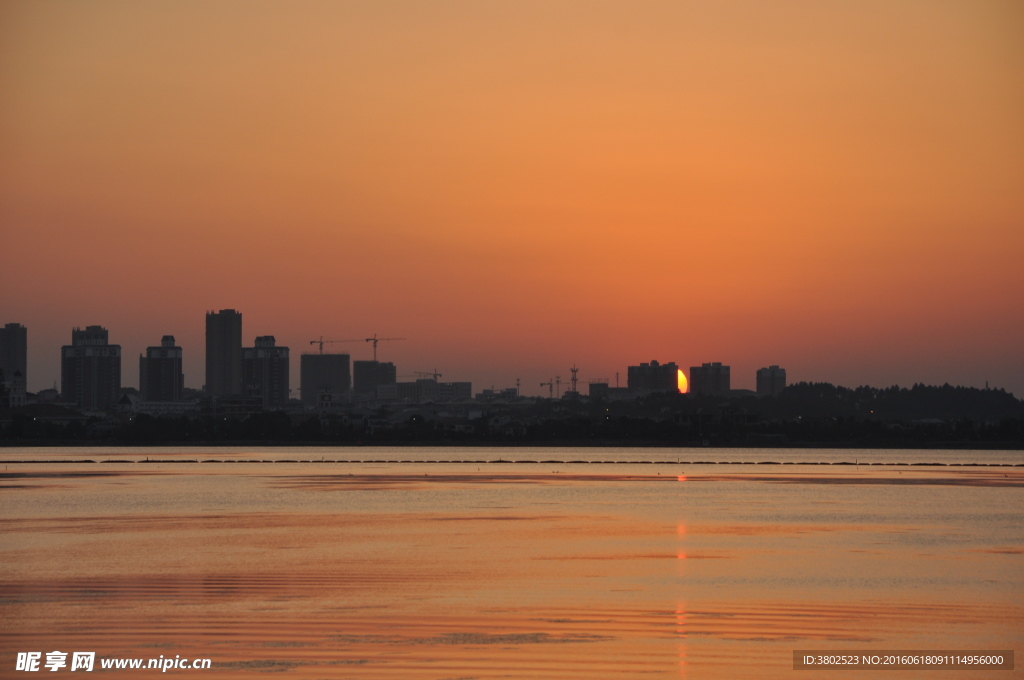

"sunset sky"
[2,0,1022,397]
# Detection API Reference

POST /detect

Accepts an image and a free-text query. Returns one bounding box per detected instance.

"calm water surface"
[2,447,1021,678]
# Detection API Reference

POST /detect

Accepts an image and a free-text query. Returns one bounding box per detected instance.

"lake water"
[2,447,1021,678]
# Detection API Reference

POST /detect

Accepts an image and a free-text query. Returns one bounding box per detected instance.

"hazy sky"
[2,0,1022,397]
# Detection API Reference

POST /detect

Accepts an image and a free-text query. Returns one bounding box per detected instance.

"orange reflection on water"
[676,520,687,679]
[676,604,688,680]
[3,462,1022,679]
[677,450,688,680]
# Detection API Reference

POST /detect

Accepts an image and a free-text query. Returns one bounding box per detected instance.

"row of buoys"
[5,459,1022,467]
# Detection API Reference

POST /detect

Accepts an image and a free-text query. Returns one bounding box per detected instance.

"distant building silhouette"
[0,322,27,389]
[756,365,787,396]
[378,378,471,403]
[627,360,679,394]
[140,335,184,402]
[588,381,631,401]
[690,362,730,396]
[353,360,397,400]
[475,387,519,402]
[242,336,290,410]
[1,368,26,408]
[61,325,121,410]
[300,353,351,407]
[206,309,242,396]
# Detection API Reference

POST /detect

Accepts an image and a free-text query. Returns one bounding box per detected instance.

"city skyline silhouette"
[2,6,1021,678]
[2,2,1021,397]
[1,311,1020,402]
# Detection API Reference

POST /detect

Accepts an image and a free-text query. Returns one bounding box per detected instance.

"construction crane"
[414,370,442,380]
[555,376,562,399]
[308,337,361,354]
[540,380,554,399]
[365,333,405,361]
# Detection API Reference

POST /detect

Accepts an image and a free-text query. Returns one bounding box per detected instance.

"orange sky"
[2,0,1022,397]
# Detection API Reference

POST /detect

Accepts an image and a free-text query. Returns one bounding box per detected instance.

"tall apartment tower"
[300,353,351,407]
[0,323,28,388]
[756,365,787,397]
[242,336,290,410]
[690,362,731,396]
[140,335,185,401]
[206,309,242,396]
[627,359,680,394]
[61,325,121,410]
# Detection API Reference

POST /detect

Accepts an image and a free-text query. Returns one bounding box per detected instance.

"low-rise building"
[378,379,472,403]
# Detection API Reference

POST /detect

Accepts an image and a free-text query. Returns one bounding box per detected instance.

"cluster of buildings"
[590,360,786,399]
[688,361,785,397]
[202,310,474,411]
[0,312,475,415]
[0,313,787,416]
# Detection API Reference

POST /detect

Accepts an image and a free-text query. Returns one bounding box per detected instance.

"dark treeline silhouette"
[763,382,1022,421]
[2,382,1022,448]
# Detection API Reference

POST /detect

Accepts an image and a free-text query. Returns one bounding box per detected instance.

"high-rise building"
[242,336,290,410]
[627,360,679,394]
[0,323,28,388]
[140,335,184,402]
[756,365,787,397]
[300,353,350,407]
[690,362,731,396]
[206,309,242,396]
[61,325,121,410]
[353,360,397,399]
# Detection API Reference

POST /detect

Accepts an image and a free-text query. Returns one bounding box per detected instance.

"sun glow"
[677,369,688,393]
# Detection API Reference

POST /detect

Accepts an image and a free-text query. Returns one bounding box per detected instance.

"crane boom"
[308,337,361,354]
[540,380,554,399]
[365,333,405,361]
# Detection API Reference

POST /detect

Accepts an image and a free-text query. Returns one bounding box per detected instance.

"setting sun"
[678,369,688,394]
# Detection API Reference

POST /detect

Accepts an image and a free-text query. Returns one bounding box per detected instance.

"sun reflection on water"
[676,472,687,678]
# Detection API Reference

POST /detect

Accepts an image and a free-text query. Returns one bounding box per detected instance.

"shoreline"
[3,439,1023,450]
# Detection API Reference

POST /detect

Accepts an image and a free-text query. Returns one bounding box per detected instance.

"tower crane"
[414,370,442,380]
[308,337,361,354]
[365,333,405,361]
[540,380,554,399]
